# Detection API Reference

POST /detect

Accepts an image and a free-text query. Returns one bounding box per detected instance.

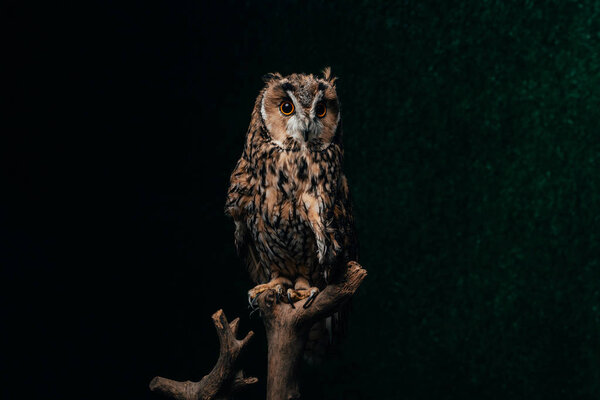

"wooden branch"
[150,262,366,400]
[256,261,367,400]
[149,310,257,400]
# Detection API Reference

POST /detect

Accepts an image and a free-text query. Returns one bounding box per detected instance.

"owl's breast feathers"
[226,139,357,284]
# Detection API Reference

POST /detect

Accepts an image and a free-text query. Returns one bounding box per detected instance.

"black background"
[4,1,600,399]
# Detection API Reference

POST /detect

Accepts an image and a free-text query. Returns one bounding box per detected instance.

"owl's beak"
[302,129,309,142]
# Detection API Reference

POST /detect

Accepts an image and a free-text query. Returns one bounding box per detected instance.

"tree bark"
[256,261,367,400]
[149,309,257,400]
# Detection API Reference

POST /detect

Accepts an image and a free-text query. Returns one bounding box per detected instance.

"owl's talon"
[247,291,260,310]
[248,278,293,308]
[303,288,319,308]
[287,290,296,309]
[249,307,261,318]
[275,284,285,304]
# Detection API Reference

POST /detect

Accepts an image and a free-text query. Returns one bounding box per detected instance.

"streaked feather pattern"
[225,69,358,357]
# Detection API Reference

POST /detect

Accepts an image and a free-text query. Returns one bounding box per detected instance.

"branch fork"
[149,310,257,400]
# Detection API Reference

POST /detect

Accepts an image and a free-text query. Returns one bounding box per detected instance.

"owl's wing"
[234,223,269,285]
[334,174,359,265]
[225,158,269,285]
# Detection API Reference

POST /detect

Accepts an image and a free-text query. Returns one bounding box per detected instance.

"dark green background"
[5,1,600,399]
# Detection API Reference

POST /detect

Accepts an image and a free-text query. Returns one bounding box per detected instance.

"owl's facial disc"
[260,74,340,150]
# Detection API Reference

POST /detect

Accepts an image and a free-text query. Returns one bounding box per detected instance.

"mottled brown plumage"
[225,69,358,351]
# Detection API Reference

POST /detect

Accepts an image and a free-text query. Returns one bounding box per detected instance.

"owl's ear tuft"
[322,66,338,85]
[262,72,282,83]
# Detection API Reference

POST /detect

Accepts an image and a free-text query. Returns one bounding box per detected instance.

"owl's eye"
[315,102,327,118]
[280,101,295,116]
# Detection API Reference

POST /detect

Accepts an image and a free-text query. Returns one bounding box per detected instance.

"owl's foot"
[248,277,292,310]
[286,287,320,309]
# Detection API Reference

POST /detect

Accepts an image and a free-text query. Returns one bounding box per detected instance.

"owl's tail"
[303,301,351,363]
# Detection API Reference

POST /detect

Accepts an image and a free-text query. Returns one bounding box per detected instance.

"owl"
[225,67,358,311]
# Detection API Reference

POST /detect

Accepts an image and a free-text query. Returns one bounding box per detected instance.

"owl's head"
[257,67,341,150]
